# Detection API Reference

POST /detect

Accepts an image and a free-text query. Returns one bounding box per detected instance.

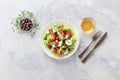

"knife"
[82,32,108,63]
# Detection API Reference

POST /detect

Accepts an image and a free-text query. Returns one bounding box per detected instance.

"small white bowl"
[40,20,80,59]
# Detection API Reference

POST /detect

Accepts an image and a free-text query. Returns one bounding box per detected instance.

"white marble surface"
[0,0,120,80]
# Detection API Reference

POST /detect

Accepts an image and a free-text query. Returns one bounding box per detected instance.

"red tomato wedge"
[60,25,64,29]
[53,48,58,53]
[49,29,53,34]
[48,40,52,45]
[55,42,59,46]
[65,31,72,38]
[60,30,65,37]
[59,51,64,56]
[52,33,59,40]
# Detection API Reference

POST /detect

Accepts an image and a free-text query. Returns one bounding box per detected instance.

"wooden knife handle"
[82,48,95,63]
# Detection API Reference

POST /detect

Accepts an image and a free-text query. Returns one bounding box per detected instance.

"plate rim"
[40,20,80,59]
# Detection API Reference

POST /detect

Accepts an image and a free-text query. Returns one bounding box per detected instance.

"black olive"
[62,39,66,44]
[68,48,71,51]
[48,45,52,49]
[54,32,58,36]
[58,39,61,41]
[63,30,66,34]
[63,48,67,50]
[20,18,33,31]
[57,47,60,49]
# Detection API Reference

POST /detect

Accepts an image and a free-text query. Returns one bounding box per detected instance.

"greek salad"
[44,24,76,57]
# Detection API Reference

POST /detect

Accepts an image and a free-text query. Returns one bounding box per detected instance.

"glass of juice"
[81,17,95,33]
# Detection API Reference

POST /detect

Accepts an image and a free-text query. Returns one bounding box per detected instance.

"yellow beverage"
[81,17,95,33]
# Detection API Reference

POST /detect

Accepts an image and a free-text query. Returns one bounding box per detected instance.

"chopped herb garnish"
[11,10,39,37]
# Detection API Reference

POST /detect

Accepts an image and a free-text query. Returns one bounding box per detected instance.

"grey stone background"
[0,0,120,80]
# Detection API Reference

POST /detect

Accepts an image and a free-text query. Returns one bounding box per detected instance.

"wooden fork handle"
[79,41,93,58]
[82,48,95,63]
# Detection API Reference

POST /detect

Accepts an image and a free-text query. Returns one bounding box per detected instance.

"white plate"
[40,21,80,59]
